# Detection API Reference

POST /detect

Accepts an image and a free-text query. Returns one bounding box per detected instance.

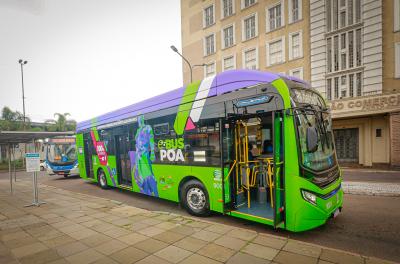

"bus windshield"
[291,88,337,172]
[47,143,77,165]
[295,108,336,171]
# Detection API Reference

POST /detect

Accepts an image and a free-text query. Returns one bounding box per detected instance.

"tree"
[45,113,76,132]
[0,106,29,131]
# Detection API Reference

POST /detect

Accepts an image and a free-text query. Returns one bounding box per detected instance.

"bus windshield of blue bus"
[47,138,77,165]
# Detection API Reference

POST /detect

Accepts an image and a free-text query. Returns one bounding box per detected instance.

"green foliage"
[45,113,76,132]
[0,106,29,131]
[0,107,76,132]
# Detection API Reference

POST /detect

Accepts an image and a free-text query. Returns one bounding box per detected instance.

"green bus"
[76,69,343,232]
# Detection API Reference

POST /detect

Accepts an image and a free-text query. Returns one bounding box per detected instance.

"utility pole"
[18,59,28,130]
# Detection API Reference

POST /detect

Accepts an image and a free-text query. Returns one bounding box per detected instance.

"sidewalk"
[341,169,400,196]
[0,179,395,264]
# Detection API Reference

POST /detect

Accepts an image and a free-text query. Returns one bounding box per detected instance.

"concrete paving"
[0,177,397,264]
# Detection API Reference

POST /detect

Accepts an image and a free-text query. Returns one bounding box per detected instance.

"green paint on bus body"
[173,80,201,135]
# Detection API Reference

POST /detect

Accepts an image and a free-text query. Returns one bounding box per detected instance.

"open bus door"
[83,133,94,178]
[225,112,278,224]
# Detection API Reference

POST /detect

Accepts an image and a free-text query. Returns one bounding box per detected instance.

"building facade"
[180,0,400,167]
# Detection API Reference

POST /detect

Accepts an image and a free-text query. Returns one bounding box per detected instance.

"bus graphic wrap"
[76,70,343,232]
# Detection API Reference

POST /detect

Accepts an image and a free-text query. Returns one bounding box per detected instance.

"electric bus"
[45,136,79,177]
[76,70,342,232]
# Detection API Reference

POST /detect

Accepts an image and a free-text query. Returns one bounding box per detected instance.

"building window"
[355,0,361,23]
[327,37,332,72]
[203,5,215,28]
[242,0,256,9]
[349,31,354,68]
[289,67,303,79]
[326,79,332,100]
[396,43,400,78]
[205,62,216,77]
[267,2,284,31]
[289,0,302,23]
[334,77,339,99]
[243,47,258,70]
[356,28,362,67]
[326,28,361,74]
[204,34,215,56]
[349,74,354,97]
[333,0,338,30]
[327,0,331,31]
[356,72,362,96]
[327,72,362,99]
[395,0,400,32]
[340,0,346,28]
[341,33,346,70]
[376,128,382,138]
[223,55,236,71]
[222,0,234,18]
[222,24,235,49]
[333,35,339,71]
[267,37,285,66]
[289,31,302,60]
[242,13,257,41]
[327,0,362,33]
[348,0,353,25]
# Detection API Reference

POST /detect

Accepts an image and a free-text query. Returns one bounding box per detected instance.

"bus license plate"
[333,208,340,218]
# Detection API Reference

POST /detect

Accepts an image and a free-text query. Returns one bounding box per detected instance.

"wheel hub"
[186,187,206,210]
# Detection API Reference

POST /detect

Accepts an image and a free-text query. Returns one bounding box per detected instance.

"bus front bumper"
[291,185,344,232]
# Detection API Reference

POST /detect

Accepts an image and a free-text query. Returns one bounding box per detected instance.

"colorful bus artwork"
[76,69,343,232]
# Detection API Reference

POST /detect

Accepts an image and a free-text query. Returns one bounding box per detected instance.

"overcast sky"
[0,0,182,123]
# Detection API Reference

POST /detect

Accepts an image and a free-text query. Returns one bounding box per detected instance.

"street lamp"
[170,45,195,84]
[18,59,28,130]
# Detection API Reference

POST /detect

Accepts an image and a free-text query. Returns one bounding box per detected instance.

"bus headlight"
[301,190,317,205]
[73,163,79,168]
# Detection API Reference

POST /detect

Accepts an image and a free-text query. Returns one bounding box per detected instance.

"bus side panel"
[76,133,88,179]
[130,164,224,213]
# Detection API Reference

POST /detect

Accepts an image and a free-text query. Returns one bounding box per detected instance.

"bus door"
[83,133,94,178]
[115,134,131,186]
[273,111,285,228]
[228,113,276,221]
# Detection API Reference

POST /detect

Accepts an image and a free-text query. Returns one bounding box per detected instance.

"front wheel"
[98,169,109,189]
[180,180,210,217]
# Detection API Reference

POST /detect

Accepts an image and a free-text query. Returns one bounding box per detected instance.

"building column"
[364,118,373,167]
[389,112,400,167]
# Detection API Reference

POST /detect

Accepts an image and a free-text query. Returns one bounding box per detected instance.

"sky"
[0,0,183,123]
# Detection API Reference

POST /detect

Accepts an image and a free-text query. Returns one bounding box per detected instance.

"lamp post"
[170,45,197,84]
[18,59,28,130]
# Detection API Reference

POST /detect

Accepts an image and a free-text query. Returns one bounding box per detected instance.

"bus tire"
[97,169,108,189]
[180,179,210,217]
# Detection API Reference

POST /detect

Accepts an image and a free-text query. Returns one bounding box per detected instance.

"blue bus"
[44,136,79,177]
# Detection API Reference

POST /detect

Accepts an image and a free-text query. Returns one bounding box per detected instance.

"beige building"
[180,0,400,167]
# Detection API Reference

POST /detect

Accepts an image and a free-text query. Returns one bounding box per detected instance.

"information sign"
[25,153,40,172]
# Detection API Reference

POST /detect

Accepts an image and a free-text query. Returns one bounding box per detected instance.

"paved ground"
[1,170,400,263]
[0,177,396,264]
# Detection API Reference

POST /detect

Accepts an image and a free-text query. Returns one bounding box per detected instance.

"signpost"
[25,152,45,207]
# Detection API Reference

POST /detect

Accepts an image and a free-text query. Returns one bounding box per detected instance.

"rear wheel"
[180,180,210,216]
[98,169,108,189]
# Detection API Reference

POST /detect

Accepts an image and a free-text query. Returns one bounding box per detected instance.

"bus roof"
[77,69,308,132]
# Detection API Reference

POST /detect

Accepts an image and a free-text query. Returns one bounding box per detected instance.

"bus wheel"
[181,180,210,216]
[98,169,108,189]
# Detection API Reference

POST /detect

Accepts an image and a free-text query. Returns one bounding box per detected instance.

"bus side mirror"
[306,126,318,153]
